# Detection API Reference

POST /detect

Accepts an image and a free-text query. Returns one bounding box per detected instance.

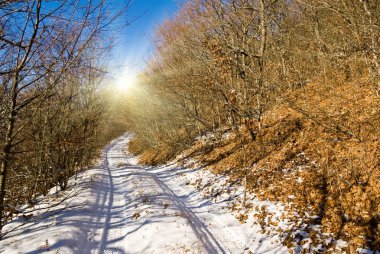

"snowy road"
[95,135,231,253]
[1,135,287,254]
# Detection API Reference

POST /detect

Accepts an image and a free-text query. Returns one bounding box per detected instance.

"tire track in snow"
[81,140,118,254]
[140,169,227,253]
[157,167,247,252]
[97,142,116,254]
[99,135,231,253]
[121,139,228,253]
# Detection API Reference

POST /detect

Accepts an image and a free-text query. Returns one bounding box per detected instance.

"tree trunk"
[359,0,380,96]
[0,77,18,238]
[257,0,267,130]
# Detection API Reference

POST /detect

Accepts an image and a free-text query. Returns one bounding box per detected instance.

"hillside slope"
[133,82,380,253]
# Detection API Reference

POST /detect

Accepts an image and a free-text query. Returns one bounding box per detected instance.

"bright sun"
[115,71,138,91]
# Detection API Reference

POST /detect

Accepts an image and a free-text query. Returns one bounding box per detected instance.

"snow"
[0,134,288,254]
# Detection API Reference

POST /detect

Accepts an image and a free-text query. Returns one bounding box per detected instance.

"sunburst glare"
[115,70,138,92]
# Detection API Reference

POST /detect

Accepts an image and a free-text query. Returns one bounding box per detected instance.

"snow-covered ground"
[0,134,288,254]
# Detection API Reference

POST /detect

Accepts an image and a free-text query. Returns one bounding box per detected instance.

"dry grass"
[209,82,379,251]
[128,81,380,251]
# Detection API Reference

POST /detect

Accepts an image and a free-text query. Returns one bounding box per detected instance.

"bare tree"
[0,0,129,236]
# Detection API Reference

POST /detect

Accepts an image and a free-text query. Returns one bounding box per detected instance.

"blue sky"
[109,0,180,75]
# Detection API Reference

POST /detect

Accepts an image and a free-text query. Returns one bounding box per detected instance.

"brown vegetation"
[185,81,380,252]
[122,0,380,252]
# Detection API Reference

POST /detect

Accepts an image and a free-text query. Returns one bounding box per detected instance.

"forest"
[0,0,128,238]
[120,0,380,252]
[0,0,379,253]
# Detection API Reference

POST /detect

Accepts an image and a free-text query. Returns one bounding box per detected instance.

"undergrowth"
[129,82,380,253]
